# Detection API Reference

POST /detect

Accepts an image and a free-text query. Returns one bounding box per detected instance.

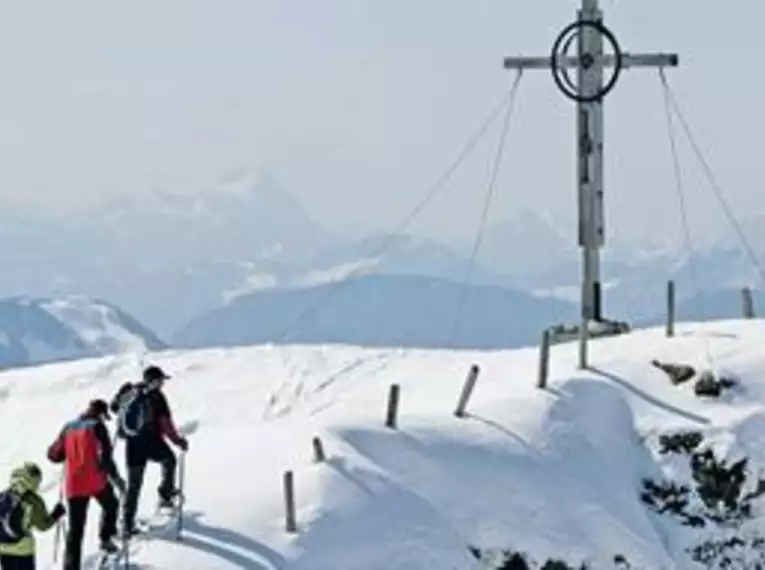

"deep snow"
[2,319,765,568]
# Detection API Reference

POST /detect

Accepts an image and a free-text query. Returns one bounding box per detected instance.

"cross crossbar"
[503,53,678,70]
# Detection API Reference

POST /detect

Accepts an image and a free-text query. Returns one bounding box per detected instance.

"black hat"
[87,399,111,420]
[143,365,171,383]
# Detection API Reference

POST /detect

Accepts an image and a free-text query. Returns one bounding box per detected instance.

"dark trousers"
[0,555,34,570]
[63,485,118,570]
[122,439,176,531]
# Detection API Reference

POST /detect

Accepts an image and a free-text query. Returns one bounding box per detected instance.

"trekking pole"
[176,451,186,541]
[52,472,64,565]
[122,492,130,570]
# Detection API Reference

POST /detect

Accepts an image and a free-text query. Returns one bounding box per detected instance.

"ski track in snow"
[263,348,400,421]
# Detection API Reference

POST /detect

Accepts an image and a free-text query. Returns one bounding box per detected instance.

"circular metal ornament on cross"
[550,19,623,103]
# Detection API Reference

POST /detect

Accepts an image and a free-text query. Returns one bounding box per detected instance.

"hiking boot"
[99,539,119,554]
[158,497,174,509]
[120,526,141,540]
[158,487,182,508]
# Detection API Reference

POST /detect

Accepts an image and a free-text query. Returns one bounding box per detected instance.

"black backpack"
[117,386,150,438]
[0,490,26,544]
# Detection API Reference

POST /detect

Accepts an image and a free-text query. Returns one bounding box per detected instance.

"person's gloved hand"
[178,437,189,452]
[51,502,65,521]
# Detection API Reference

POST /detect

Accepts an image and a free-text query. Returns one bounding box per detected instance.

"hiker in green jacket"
[0,462,65,570]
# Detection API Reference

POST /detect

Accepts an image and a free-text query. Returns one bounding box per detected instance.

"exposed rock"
[658,431,704,455]
[694,370,738,398]
[644,430,765,568]
[470,548,634,569]
[650,359,696,385]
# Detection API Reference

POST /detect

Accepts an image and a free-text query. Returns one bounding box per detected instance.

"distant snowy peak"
[468,209,576,278]
[40,296,163,354]
[304,232,518,288]
[92,167,312,224]
[217,229,517,305]
[85,167,336,263]
[0,296,166,370]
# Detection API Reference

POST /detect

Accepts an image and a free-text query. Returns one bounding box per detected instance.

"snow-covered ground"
[5,319,765,569]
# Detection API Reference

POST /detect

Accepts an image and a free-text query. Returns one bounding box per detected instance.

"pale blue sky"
[0,1,762,247]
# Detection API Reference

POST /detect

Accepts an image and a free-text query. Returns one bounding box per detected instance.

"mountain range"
[173,273,577,350]
[0,167,761,358]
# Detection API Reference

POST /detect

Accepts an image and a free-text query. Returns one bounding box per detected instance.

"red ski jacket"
[47,415,119,498]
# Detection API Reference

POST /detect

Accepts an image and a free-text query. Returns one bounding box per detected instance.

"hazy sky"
[0,1,762,247]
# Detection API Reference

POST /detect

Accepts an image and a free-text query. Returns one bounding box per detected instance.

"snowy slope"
[0,296,165,369]
[4,320,765,568]
[40,297,165,355]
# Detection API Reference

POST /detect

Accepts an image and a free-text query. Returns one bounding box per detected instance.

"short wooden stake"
[385,384,400,429]
[312,436,326,463]
[538,329,551,389]
[742,287,755,319]
[666,280,675,337]
[283,470,297,533]
[578,318,588,370]
[454,364,480,418]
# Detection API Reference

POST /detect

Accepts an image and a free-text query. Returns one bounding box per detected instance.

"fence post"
[283,470,297,533]
[538,329,551,389]
[666,280,675,337]
[312,436,326,463]
[578,318,588,370]
[742,287,755,319]
[385,384,400,429]
[454,364,480,418]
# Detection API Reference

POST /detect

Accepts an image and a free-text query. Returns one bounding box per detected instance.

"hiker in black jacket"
[110,365,188,537]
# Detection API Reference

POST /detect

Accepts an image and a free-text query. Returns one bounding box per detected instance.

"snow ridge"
[0,320,763,568]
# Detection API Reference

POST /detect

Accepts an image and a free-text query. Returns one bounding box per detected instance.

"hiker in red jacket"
[47,399,126,569]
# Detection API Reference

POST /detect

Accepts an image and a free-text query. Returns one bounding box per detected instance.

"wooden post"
[283,470,297,533]
[742,287,755,319]
[578,318,588,370]
[666,280,675,337]
[538,329,551,389]
[454,364,480,418]
[385,384,400,428]
[311,436,326,463]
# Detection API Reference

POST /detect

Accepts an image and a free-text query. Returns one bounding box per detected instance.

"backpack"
[0,490,26,544]
[117,386,150,438]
